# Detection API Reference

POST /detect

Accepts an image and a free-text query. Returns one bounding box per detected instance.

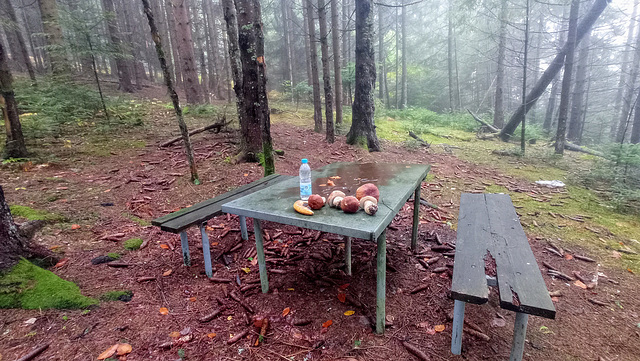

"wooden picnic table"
[222,162,430,334]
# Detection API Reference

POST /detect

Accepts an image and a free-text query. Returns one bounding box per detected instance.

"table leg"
[199,223,213,278]
[345,237,352,276]
[411,186,420,251]
[376,230,387,334]
[239,215,248,241]
[179,231,190,267]
[451,300,466,355]
[509,313,529,361]
[253,219,269,293]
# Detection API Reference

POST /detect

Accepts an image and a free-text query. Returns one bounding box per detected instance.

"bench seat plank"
[153,174,292,233]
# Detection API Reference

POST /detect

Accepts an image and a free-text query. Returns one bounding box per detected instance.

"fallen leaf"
[49,245,62,250]
[160,244,169,249]
[425,328,436,335]
[54,258,69,268]
[628,268,634,274]
[337,293,346,303]
[322,320,333,328]
[574,280,587,289]
[169,331,181,338]
[97,344,119,360]
[344,310,355,316]
[539,325,554,334]
[159,307,169,315]
[163,269,173,277]
[327,180,335,186]
[282,307,291,317]
[564,254,573,260]
[207,333,216,338]
[330,176,341,180]
[243,173,248,177]
[24,318,37,325]
[241,267,251,273]
[71,224,81,230]
[251,258,258,266]
[210,242,219,246]
[491,317,506,327]
[434,325,446,332]
[189,297,197,302]
[116,343,132,356]
[338,283,350,290]
[227,316,233,321]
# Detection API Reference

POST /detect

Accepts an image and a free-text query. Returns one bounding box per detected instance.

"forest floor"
[1,84,640,361]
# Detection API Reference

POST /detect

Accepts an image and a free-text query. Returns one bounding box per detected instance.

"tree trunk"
[164,0,183,88]
[400,2,407,109]
[172,0,202,104]
[0,39,27,159]
[0,185,29,270]
[612,0,639,139]
[151,0,173,83]
[616,16,640,143]
[447,0,455,111]
[37,0,69,76]
[554,0,579,155]
[318,0,334,143]
[377,5,384,101]
[141,0,199,184]
[302,0,312,86]
[280,0,293,96]
[1,0,36,84]
[331,0,343,125]
[631,90,640,144]
[102,0,136,92]
[493,0,507,128]
[498,0,609,141]
[567,29,590,143]
[346,0,380,151]
[543,74,560,132]
[306,0,323,132]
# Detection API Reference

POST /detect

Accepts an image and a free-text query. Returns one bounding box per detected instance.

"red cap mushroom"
[308,194,325,210]
[340,196,360,213]
[356,183,380,201]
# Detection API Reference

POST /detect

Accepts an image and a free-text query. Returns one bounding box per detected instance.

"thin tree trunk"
[318,0,334,142]
[141,0,199,184]
[86,35,109,121]
[1,0,36,84]
[37,0,69,76]
[447,0,454,111]
[616,17,640,143]
[331,0,343,125]
[567,29,590,143]
[499,0,609,140]
[202,0,217,98]
[520,0,529,154]
[554,0,580,155]
[302,0,312,86]
[543,74,560,132]
[631,90,640,144]
[377,5,384,101]
[346,0,379,151]
[280,0,293,97]
[612,0,639,139]
[172,0,202,104]
[493,0,507,128]
[165,0,183,88]
[400,2,407,109]
[102,0,136,92]
[306,0,323,132]
[1,40,27,158]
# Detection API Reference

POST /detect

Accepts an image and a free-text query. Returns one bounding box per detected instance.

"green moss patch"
[107,252,121,260]
[100,290,133,302]
[9,205,65,222]
[0,259,98,309]
[123,238,144,250]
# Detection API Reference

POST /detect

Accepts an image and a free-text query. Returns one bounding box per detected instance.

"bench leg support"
[253,219,269,293]
[451,300,466,355]
[239,215,248,241]
[345,237,352,276]
[376,230,387,334]
[179,231,191,267]
[509,312,529,361]
[411,186,420,251]
[199,223,213,278]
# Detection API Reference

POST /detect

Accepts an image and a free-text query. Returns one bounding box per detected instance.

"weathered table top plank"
[152,174,292,233]
[222,163,430,241]
[450,193,556,319]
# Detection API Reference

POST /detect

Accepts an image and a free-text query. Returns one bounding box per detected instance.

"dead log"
[226,329,250,345]
[410,284,430,294]
[588,298,607,306]
[563,141,605,158]
[16,343,50,361]
[199,309,222,323]
[208,277,232,283]
[160,120,232,148]
[464,327,490,341]
[467,109,500,133]
[408,131,430,147]
[401,341,430,361]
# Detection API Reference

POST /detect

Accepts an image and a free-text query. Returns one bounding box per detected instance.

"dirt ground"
[1,88,639,361]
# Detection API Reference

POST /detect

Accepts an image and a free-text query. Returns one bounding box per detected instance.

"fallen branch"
[226,329,250,345]
[208,277,232,283]
[467,109,500,133]
[408,131,431,148]
[199,309,222,323]
[563,141,605,158]
[16,343,50,361]
[160,119,232,148]
[230,291,254,313]
[419,198,439,209]
[401,341,430,361]
[464,327,490,341]
[573,254,596,263]
[588,298,607,306]
[410,284,430,294]
[547,269,574,281]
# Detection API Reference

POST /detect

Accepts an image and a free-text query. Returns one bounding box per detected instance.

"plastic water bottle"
[299,159,312,200]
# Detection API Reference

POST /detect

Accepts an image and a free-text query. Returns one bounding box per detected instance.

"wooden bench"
[151,174,292,277]
[450,193,555,361]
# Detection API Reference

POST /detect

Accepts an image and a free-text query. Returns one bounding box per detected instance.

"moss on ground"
[123,213,151,226]
[100,290,133,302]
[0,259,98,309]
[123,238,144,250]
[107,252,121,260]
[9,205,65,222]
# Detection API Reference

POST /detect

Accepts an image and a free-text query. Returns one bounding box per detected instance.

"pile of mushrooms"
[327,183,379,216]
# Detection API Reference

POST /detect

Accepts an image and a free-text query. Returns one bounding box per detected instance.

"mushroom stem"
[363,200,378,215]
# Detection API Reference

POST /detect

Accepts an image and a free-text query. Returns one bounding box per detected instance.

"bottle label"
[300,183,312,197]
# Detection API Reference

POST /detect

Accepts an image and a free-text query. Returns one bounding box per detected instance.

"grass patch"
[9,205,65,222]
[123,238,144,250]
[99,290,133,302]
[106,252,121,260]
[0,259,98,309]
[123,213,151,227]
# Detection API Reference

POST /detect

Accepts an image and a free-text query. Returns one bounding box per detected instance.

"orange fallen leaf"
[163,269,173,277]
[339,283,350,290]
[344,310,355,316]
[54,258,69,268]
[628,268,634,274]
[160,244,169,249]
[434,324,446,332]
[189,297,197,302]
[574,280,587,289]
[169,331,181,338]
[243,173,249,177]
[564,254,574,260]
[319,184,327,187]
[71,224,81,230]
[337,293,346,303]
[49,245,62,250]
[322,320,333,328]
[207,333,216,339]
[159,307,169,315]
[116,343,132,356]
[97,344,119,360]
[210,242,219,246]
[327,180,335,186]
[282,307,291,317]
[330,176,341,180]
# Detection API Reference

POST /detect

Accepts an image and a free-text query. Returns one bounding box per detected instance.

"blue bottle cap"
[301,159,308,164]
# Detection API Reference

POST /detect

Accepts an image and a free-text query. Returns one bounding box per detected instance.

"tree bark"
[567,29,590,143]
[331,0,343,125]
[0,185,29,270]
[543,74,560,132]
[631,90,640,144]
[447,0,455,111]
[141,0,199,184]
[0,0,36,84]
[498,0,610,141]
[0,39,27,158]
[102,0,136,92]
[306,0,323,132]
[346,0,380,151]
[493,0,507,128]
[612,0,639,139]
[302,0,312,86]
[280,0,293,95]
[318,0,334,143]
[37,0,69,76]
[616,16,640,143]
[164,0,183,88]
[554,0,579,155]
[172,0,202,104]
[400,1,407,109]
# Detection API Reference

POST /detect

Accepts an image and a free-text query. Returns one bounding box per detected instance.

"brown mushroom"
[356,183,380,201]
[359,196,378,216]
[327,191,346,208]
[308,194,325,210]
[340,196,360,213]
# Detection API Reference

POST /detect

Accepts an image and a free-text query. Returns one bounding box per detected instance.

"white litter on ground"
[535,180,566,188]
